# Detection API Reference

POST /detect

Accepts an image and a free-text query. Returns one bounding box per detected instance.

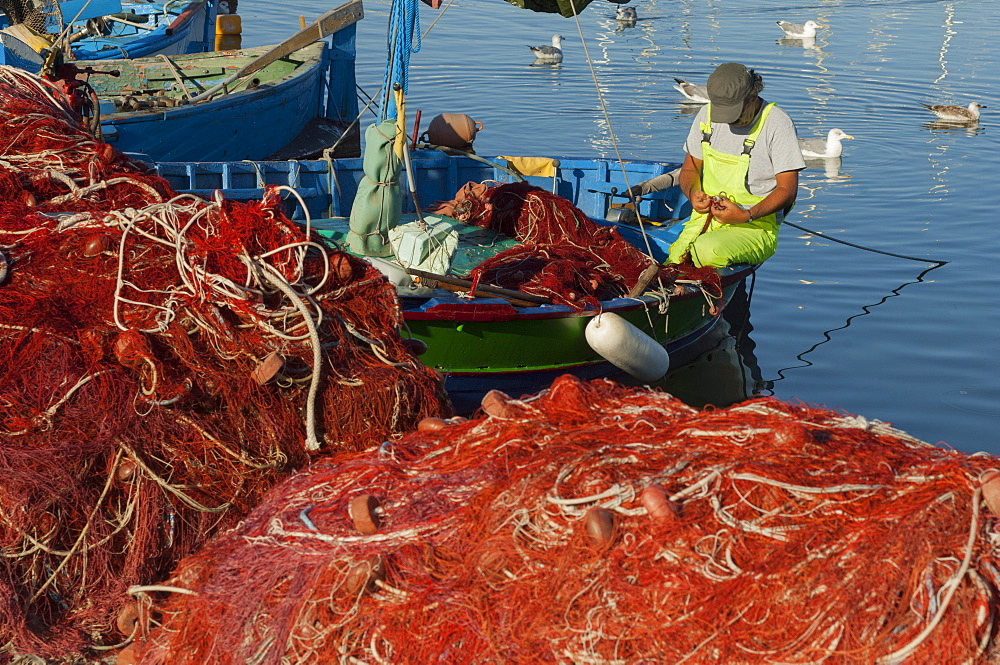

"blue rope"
[380,0,422,121]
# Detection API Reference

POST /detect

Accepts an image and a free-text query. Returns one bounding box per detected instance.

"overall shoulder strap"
[740,102,776,155]
[700,105,714,144]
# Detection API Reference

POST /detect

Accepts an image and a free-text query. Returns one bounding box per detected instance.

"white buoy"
[585,312,670,383]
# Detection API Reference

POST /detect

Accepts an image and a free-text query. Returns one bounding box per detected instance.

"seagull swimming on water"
[799,128,854,158]
[921,102,986,122]
[616,6,637,21]
[528,34,564,62]
[777,20,822,38]
[672,78,709,104]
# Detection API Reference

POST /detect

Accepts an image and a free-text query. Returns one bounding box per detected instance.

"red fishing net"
[134,375,1000,664]
[0,65,449,660]
[429,180,721,309]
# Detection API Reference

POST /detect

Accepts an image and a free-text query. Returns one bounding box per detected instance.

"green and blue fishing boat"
[156,149,756,411]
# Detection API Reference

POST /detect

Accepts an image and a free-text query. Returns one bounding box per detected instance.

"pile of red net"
[0,65,450,660]
[430,180,720,309]
[134,375,1000,664]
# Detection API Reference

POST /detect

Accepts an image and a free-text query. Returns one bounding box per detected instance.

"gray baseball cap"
[707,63,754,123]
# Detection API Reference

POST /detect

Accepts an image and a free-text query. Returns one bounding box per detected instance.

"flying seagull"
[672,78,709,104]
[921,102,986,122]
[799,128,854,158]
[528,34,564,62]
[776,20,822,38]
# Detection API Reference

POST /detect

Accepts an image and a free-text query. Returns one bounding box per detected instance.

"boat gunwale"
[401,263,758,322]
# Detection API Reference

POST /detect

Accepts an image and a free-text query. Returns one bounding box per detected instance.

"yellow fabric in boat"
[497,156,559,178]
[1,24,53,52]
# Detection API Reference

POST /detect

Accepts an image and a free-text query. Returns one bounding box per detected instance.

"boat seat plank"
[145,67,228,81]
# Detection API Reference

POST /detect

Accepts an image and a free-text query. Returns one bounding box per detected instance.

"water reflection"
[615,278,765,408]
[529,59,563,69]
[777,36,816,49]
[763,263,946,389]
[925,119,983,135]
[803,156,851,182]
[658,279,766,407]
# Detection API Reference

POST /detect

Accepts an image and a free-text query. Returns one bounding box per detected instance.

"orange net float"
[421,113,484,153]
[133,375,1000,665]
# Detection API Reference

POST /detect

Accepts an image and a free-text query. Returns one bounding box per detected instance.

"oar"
[188,0,364,103]
[405,268,552,307]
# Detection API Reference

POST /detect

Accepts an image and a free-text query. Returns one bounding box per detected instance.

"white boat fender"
[584,312,670,383]
[363,256,414,288]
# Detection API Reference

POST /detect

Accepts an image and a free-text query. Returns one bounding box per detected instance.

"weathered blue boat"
[0,0,217,72]
[155,150,756,411]
[77,0,363,161]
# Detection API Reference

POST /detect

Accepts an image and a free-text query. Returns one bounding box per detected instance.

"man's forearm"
[679,165,702,200]
[744,181,797,221]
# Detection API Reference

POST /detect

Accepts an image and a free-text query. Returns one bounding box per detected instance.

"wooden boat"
[81,0,363,161]
[154,150,757,411]
[0,0,216,68]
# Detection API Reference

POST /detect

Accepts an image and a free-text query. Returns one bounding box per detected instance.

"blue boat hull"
[0,0,216,67]
[89,25,360,161]
[101,52,328,161]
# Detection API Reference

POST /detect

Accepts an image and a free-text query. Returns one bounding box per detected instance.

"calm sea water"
[239,0,998,454]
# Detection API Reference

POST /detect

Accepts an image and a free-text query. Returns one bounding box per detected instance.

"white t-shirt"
[683,100,806,198]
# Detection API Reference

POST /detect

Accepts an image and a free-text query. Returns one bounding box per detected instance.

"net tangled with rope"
[0,64,450,660]
[132,375,1000,665]
[429,180,721,309]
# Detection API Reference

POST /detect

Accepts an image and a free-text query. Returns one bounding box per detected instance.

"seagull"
[921,102,986,122]
[799,128,854,158]
[606,0,631,4]
[528,35,564,62]
[616,6,637,21]
[776,20,822,38]
[672,78,709,104]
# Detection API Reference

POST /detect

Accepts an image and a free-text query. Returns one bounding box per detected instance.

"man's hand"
[689,189,711,214]
[709,195,750,223]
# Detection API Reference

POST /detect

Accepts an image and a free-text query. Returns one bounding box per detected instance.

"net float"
[447,416,468,425]
[343,554,385,595]
[36,510,57,535]
[418,417,448,432]
[116,602,142,636]
[475,549,509,583]
[585,507,616,546]
[331,251,354,282]
[116,459,138,483]
[640,485,680,522]
[481,389,515,419]
[980,469,1000,515]
[251,352,285,386]
[349,494,382,534]
[83,234,113,257]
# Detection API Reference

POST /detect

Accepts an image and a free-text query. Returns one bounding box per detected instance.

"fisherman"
[629,62,805,268]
